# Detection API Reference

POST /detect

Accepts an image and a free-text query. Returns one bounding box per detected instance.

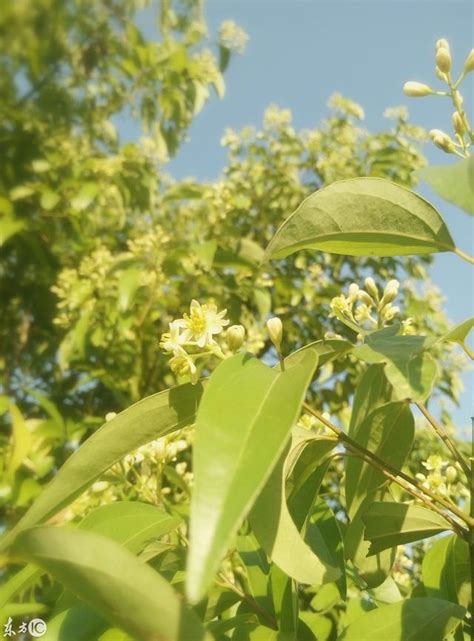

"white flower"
[160,320,186,355]
[422,454,447,472]
[175,299,229,348]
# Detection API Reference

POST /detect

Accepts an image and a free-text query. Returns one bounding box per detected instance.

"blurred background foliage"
[0,0,469,633]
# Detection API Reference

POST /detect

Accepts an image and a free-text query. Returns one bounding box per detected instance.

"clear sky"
[138,1,473,426]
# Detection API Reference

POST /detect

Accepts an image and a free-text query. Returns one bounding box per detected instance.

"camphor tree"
[0,3,473,640]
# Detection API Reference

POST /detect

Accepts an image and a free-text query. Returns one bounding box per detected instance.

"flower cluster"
[415,454,467,500]
[329,278,412,335]
[160,300,246,384]
[403,39,473,158]
[219,20,249,54]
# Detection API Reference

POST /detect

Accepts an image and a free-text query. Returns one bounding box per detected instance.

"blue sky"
[139,1,473,425]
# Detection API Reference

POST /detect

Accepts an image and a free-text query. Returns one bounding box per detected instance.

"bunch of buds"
[160,299,246,384]
[329,278,410,335]
[415,454,468,500]
[403,38,473,157]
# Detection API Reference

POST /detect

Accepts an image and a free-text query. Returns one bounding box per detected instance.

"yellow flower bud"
[446,465,457,483]
[364,277,379,300]
[358,290,373,306]
[436,38,450,52]
[348,283,359,301]
[463,48,474,74]
[429,129,456,153]
[266,317,283,351]
[380,279,400,306]
[435,47,452,74]
[403,81,434,97]
[226,324,245,351]
[452,112,464,137]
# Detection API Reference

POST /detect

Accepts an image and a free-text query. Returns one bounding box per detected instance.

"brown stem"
[303,403,473,530]
[416,402,471,479]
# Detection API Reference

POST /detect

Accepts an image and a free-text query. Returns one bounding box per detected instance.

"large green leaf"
[12,526,212,641]
[0,383,202,551]
[348,364,392,437]
[417,157,474,215]
[345,402,414,517]
[285,339,353,369]
[353,330,438,402]
[249,447,340,586]
[337,597,465,641]
[362,502,450,554]
[187,350,318,603]
[422,534,470,608]
[264,178,455,260]
[79,501,181,553]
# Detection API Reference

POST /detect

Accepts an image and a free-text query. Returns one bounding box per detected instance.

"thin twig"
[416,402,471,478]
[303,402,473,529]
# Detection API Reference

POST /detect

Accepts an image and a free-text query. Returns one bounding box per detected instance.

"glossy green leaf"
[12,526,212,641]
[345,402,414,517]
[337,597,465,641]
[187,350,318,603]
[362,502,450,554]
[417,157,474,215]
[349,364,392,437]
[287,436,337,530]
[344,498,396,589]
[422,534,470,608]
[265,178,455,260]
[250,448,340,587]
[285,339,353,370]
[0,383,202,551]
[353,330,438,402]
[79,501,181,553]
[306,498,346,597]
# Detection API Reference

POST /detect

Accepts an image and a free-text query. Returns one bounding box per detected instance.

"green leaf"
[0,383,203,551]
[7,405,32,481]
[40,189,60,210]
[79,501,181,553]
[417,157,474,215]
[362,502,450,554]
[12,526,212,641]
[344,499,397,589]
[264,178,455,260]
[187,350,318,603]
[430,317,474,360]
[353,330,438,402]
[0,565,42,610]
[422,534,470,608]
[336,597,465,641]
[118,267,142,312]
[249,447,340,587]
[71,183,99,211]
[306,498,346,597]
[345,402,414,517]
[285,339,353,370]
[41,603,109,641]
[287,436,337,530]
[349,364,392,437]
